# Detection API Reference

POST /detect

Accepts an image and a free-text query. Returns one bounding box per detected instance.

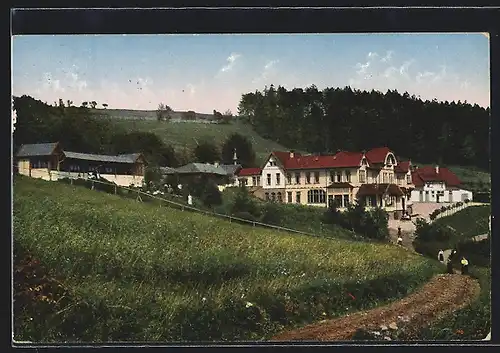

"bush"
[232,211,258,222]
[230,185,259,218]
[259,202,285,226]
[200,182,223,208]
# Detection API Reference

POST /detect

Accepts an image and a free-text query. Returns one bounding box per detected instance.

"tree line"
[13,95,257,170]
[237,85,490,170]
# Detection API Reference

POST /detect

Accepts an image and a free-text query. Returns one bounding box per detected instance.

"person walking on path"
[397,236,403,246]
[438,249,445,262]
[461,257,469,275]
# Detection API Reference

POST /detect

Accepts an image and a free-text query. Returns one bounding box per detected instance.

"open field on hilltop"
[91,108,214,121]
[13,176,442,342]
[111,118,288,164]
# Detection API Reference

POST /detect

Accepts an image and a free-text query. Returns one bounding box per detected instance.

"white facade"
[261,156,286,190]
[19,168,145,187]
[410,182,473,203]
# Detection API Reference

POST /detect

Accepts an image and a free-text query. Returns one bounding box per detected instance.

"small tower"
[233,148,238,165]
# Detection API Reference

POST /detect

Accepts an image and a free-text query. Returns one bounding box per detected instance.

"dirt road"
[271,274,480,341]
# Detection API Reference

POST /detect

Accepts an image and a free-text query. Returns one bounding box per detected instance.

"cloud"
[381,50,394,63]
[220,52,241,73]
[398,59,415,78]
[252,59,280,86]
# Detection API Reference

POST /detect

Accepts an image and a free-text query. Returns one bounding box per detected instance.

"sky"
[12,33,490,114]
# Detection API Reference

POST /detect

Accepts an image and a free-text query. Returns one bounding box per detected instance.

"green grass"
[112,118,288,165]
[434,205,491,238]
[447,165,491,192]
[13,176,443,342]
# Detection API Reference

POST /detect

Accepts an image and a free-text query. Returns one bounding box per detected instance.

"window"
[252,176,257,185]
[269,160,276,167]
[343,195,350,208]
[362,158,367,166]
[330,171,335,182]
[336,172,342,183]
[271,192,276,201]
[359,170,366,183]
[286,173,292,184]
[368,195,377,207]
[265,192,270,201]
[296,191,301,203]
[334,195,342,207]
[345,170,351,182]
[241,178,248,186]
[307,189,326,204]
[277,192,283,203]
[105,167,113,174]
[276,173,281,185]
[287,191,293,203]
[306,172,311,184]
[406,174,412,184]
[257,176,261,185]
[383,173,388,184]
[314,171,320,184]
[267,173,271,186]
[295,173,300,184]
[389,174,394,184]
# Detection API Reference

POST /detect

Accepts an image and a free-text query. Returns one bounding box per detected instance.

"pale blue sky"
[12,33,490,113]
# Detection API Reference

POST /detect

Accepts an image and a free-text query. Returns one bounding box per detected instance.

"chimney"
[435,165,439,174]
[289,150,294,159]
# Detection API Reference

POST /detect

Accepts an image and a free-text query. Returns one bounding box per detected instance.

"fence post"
[70,178,73,186]
[91,180,95,190]
[114,185,117,195]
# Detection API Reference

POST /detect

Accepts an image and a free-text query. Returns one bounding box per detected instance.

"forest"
[237,85,490,170]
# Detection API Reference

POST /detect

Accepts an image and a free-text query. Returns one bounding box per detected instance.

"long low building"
[15,142,147,187]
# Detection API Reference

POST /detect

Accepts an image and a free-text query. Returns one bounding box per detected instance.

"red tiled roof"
[331,151,364,168]
[395,161,411,173]
[268,146,394,171]
[365,147,392,164]
[411,166,462,187]
[238,167,262,176]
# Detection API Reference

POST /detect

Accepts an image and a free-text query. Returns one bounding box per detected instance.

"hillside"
[433,205,490,238]
[110,117,289,164]
[13,176,442,342]
[91,108,214,121]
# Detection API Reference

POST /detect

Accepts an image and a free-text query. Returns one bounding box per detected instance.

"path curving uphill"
[271,274,480,341]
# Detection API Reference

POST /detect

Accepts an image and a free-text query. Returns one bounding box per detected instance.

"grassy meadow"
[13,176,443,342]
[434,205,491,238]
[111,118,288,165]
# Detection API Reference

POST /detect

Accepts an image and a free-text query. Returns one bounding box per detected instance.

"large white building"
[237,147,415,218]
[410,165,473,203]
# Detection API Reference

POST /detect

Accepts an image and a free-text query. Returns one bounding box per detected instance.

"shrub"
[259,202,285,226]
[232,211,258,222]
[200,182,223,208]
[230,185,259,218]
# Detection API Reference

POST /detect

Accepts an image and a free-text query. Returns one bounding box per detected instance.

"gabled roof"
[16,142,60,157]
[63,151,143,164]
[159,166,177,175]
[411,166,462,187]
[175,163,228,176]
[365,147,393,165]
[395,161,411,173]
[219,164,242,176]
[238,167,262,176]
[327,182,354,189]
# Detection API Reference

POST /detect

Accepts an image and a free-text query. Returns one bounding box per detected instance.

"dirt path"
[270,274,480,341]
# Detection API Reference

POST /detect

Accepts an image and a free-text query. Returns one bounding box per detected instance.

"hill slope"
[13,176,442,342]
[111,117,289,164]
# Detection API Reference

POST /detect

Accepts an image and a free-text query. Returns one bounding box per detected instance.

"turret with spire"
[233,148,238,165]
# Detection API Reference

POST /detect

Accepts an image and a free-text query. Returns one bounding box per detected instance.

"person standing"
[446,257,454,274]
[461,257,469,275]
[397,236,403,246]
[187,194,193,206]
